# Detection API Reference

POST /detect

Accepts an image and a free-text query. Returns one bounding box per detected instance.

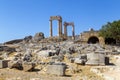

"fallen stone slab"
[74,58,85,65]
[0,46,16,52]
[86,53,105,66]
[8,60,23,70]
[47,63,66,76]
[36,50,57,57]
[23,62,36,71]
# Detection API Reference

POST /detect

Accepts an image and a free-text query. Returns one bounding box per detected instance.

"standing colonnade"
[49,16,62,37]
[49,16,75,40]
[63,22,75,40]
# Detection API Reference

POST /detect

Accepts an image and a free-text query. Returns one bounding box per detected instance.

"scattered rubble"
[33,32,44,42]
[0,31,120,80]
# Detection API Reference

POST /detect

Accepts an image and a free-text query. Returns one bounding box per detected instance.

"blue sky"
[0,0,120,43]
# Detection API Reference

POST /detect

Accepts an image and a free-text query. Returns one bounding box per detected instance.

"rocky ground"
[0,66,104,80]
[0,33,120,80]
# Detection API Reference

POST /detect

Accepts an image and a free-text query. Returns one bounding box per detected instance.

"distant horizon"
[0,0,120,43]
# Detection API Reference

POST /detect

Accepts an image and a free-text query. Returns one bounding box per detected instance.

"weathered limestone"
[86,53,105,66]
[23,62,36,71]
[64,22,75,40]
[74,58,85,64]
[47,63,66,76]
[74,54,87,65]
[113,56,120,66]
[33,32,44,42]
[0,46,16,52]
[80,28,105,44]
[49,16,62,37]
[8,60,23,70]
[36,50,57,57]
[23,35,32,43]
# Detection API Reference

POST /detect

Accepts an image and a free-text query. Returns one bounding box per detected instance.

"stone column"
[58,20,62,37]
[72,26,75,40]
[60,20,62,37]
[50,20,53,37]
[58,21,60,37]
[64,26,67,38]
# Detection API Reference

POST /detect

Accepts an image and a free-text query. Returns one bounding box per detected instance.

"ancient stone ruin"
[49,16,75,40]
[0,15,120,80]
[64,21,75,40]
[79,28,118,45]
[80,28,104,44]
[49,16,62,37]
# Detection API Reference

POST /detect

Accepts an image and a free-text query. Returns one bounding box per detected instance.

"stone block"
[37,50,56,57]
[0,60,9,68]
[74,58,85,65]
[47,63,66,76]
[86,53,105,66]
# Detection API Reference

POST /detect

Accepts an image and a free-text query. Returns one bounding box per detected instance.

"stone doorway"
[87,36,99,44]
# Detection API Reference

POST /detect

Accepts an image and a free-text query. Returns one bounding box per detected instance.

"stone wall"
[80,28,104,44]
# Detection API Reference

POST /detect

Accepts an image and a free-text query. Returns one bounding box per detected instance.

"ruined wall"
[80,29,105,44]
